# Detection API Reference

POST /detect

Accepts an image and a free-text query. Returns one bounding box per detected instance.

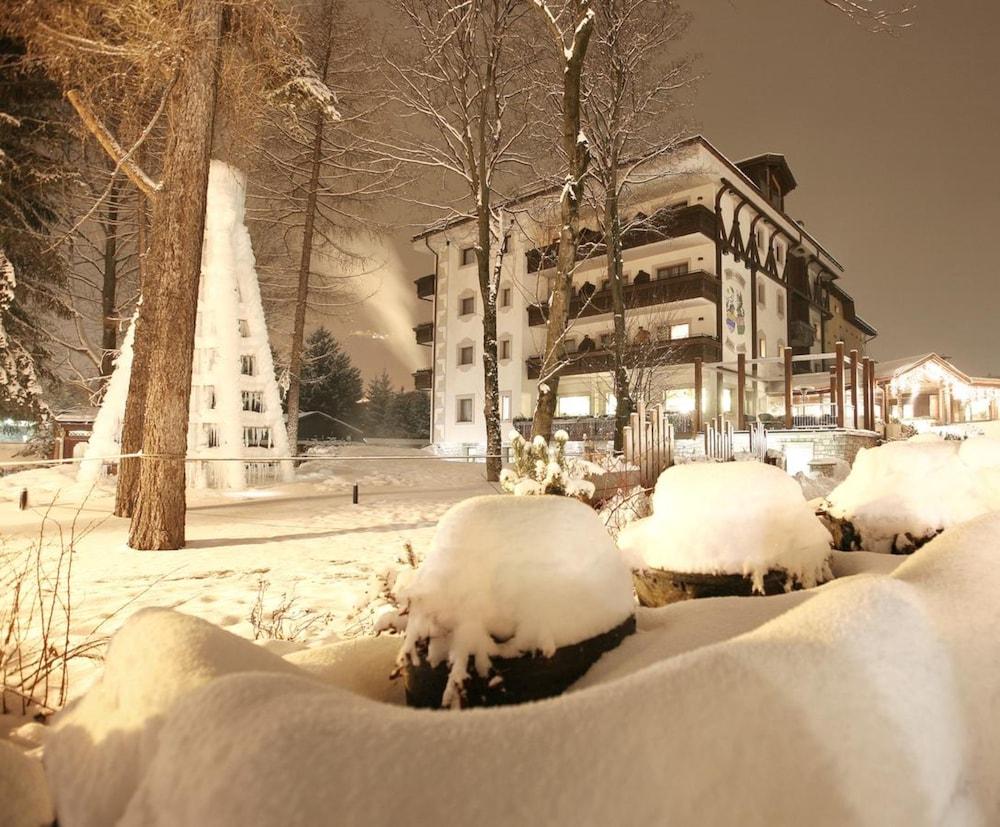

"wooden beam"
[861,358,871,430]
[737,352,746,430]
[850,349,859,430]
[694,357,703,434]
[783,347,793,429]
[829,367,837,422]
[835,341,845,429]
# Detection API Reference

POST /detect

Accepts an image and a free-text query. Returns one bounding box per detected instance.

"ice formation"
[397,495,635,707]
[78,161,292,489]
[824,436,1000,552]
[618,462,833,591]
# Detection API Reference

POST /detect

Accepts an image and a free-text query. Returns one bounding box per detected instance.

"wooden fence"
[622,401,674,488]
[704,415,735,462]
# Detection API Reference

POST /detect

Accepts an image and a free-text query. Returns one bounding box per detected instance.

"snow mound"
[398,495,634,707]
[0,739,53,827]
[825,438,1000,552]
[619,462,833,591]
[40,514,1000,826]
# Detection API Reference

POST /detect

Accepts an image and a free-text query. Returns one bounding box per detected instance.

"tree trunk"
[98,175,120,386]
[606,179,633,451]
[114,190,149,518]
[477,212,501,482]
[128,0,222,549]
[531,16,593,440]
[285,5,334,455]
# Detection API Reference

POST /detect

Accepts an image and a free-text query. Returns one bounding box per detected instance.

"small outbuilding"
[297,411,365,443]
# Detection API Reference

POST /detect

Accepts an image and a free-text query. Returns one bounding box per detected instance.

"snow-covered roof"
[874,353,1000,388]
[53,407,99,423]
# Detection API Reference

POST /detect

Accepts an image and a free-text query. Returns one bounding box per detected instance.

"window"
[238,319,250,337]
[664,388,695,414]
[557,395,591,416]
[240,354,256,376]
[242,390,263,413]
[777,292,785,319]
[777,244,785,266]
[605,393,617,415]
[499,337,512,361]
[656,262,689,280]
[500,392,512,421]
[500,285,512,308]
[243,427,272,448]
[562,337,577,354]
[759,336,767,359]
[757,281,766,306]
[459,344,474,366]
[457,396,474,423]
[756,227,765,251]
[204,425,219,448]
[459,294,475,316]
[202,385,216,411]
[669,323,690,340]
[461,247,476,267]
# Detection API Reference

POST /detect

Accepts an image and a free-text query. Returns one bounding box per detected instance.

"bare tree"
[11,0,340,548]
[249,0,398,454]
[584,0,694,450]
[375,0,533,481]
[528,0,595,441]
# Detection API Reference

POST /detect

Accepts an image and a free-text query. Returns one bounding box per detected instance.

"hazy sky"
[337,0,1000,386]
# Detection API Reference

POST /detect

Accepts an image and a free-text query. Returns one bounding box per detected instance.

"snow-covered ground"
[0,445,499,703]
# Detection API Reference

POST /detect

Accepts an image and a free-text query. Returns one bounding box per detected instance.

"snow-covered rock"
[825,437,1000,553]
[619,462,833,592]
[38,513,1000,826]
[398,495,635,707]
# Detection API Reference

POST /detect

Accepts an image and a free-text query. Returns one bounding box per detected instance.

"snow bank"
[825,437,1000,552]
[0,739,53,827]
[619,462,832,591]
[40,515,1000,826]
[398,495,634,707]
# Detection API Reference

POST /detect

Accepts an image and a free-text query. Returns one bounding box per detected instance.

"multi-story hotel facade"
[411,136,876,452]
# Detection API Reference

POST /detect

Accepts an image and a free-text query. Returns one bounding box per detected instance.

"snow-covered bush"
[598,485,651,539]
[823,436,1000,553]
[398,495,635,708]
[620,462,833,593]
[344,542,420,637]
[499,429,601,500]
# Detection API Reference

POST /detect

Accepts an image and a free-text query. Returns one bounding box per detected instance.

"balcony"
[525,335,722,380]
[413,322,433,346]
[412,368,432,391]
[415,273,435,301]
[526,270,720,326]
[525,204,717,274]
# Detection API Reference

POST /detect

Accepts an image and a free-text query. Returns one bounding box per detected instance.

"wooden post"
[694,357,703,434]
[783,347,793,429]
[737,352,746,431]
[835,341,845,429]
[869,362,878,429]
[850,349,859,430]
[829,367,837,422]
[861,358,871,430]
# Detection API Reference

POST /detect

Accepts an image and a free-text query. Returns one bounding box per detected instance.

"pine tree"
[362,370,397,437]
[0,38,69,419]
[298,327,362,423]
[392,389,431,439]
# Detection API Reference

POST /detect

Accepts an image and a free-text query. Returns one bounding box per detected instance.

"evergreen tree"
[363,370,397,437]
[298,327,362,423]
[392,389,431,439]
[0,39,69,419]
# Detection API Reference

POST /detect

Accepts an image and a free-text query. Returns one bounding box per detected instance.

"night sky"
[334,0,1000,387]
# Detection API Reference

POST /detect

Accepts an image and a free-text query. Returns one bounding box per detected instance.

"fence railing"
[622,401,675,488]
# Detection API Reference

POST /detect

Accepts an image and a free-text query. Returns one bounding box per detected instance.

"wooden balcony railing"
[525,204,717,274]
[525,335,722,380]
[412,368,432,391]
[526,270,720,326]
[414,273,435,301]
[413,322,433,346]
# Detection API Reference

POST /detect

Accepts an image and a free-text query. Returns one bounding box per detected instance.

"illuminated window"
[669,323,690,340]
[500,392,512,420]
[605,393,618,415]
[759,337,768,359]
[557,395,591,416]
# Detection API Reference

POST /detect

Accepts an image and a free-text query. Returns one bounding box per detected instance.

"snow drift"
[39,514,1000,826]
[619,462,833,591]
[825,436,1000,552]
